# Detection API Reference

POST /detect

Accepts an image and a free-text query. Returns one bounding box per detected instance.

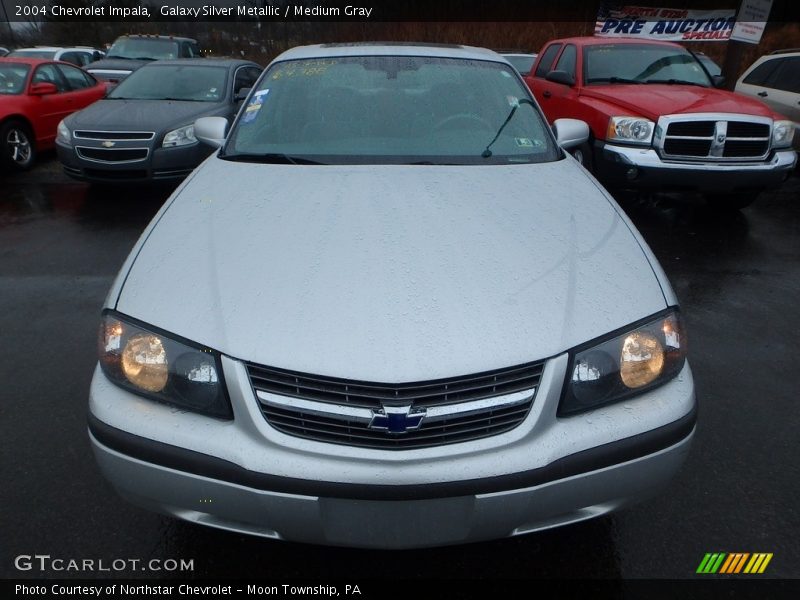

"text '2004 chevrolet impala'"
[89,43,696,549]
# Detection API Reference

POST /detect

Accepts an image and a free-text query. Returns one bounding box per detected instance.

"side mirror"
[194,116,229,148]
[711,75,726,88]
[234,87,251,102]
[545,70,576,87]
[552,118,590,150]
[30,82,58,96]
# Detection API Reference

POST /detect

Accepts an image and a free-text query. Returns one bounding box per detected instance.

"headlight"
[98,312,231,418]
[560,310,687,416]
[162,124,196,148]
[56,120,71,145]
[607,116,655,145]
[772,120,796,149]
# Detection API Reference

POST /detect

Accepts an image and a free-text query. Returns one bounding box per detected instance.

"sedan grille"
[74,130,155,141]
[76,147,148,162]
[660,116,771,161]
[248,361,543,450]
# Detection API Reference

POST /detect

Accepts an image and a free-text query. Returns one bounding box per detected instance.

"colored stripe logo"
[697,553,773,574]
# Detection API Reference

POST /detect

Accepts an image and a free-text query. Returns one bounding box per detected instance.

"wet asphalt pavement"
[1,153,798,581]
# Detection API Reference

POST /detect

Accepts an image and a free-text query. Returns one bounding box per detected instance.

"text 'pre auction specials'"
[15,584,362,597]
[14,3,374,19]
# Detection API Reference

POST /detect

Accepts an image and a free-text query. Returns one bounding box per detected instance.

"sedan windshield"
[224,55,558,165]
[106,39,180,60]
[108,65,227,102]
[585,44,711,86]
[0,63,30,95]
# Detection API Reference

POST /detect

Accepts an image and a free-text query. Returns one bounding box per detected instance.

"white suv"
[8,47,104,67]
[736,49,800,123]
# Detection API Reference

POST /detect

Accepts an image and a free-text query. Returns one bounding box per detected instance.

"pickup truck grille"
[248,361,542,450]
[660,116,771,161]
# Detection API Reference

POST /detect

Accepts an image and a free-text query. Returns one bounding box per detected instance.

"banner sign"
[730,0,774,44]
[595,5,737,41]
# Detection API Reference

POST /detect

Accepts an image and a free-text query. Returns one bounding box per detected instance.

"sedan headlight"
[162,124,197,148]
[56,120,71,145]
[772,120,796,149]
[560,310,687,416]
[607,116,655,145]
[98,312,231,418]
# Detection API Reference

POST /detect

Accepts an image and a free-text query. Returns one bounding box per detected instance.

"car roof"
[274,42,505,63]
[138,58,259,68]
[0,56,53,66]
[546,36,683,48]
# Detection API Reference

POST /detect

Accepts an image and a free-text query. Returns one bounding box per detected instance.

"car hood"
[115,158,668,382]
[65,99,224,132]
[581,84,776,121]
[85,58,149,72]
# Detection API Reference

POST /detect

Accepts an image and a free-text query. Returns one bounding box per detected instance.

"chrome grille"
[248,361,543,450]
[74,130,155,141]
[659,115,772,161]
[76,147,148,163]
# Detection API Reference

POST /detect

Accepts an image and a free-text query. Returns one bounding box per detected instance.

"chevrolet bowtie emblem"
[369,404,426,434]
[102,140,116,148]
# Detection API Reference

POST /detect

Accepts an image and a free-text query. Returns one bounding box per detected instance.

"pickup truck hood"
[115,157,668,383]
[85,58,149,73]
[582,84,777,121]
[65,99,225,133]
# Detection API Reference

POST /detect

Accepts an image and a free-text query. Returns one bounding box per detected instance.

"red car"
[523,37,796,208]
[0,57,107,170]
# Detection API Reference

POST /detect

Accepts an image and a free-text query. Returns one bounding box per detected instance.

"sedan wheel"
[1,121,35,170]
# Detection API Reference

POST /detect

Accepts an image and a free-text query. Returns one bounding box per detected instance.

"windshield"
[0,63,30,95]
[503,55,536,76]
[9,49,56,60]
[108,65,227,102]
[106,38,180,60]
[224,55,558,165]
[585,44,711,86]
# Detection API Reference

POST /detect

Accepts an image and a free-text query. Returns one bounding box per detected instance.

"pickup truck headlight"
[607,116,655,145]
[56,120,71,146]
[98,312,232,419]
[772,120,795,149]
[560,310,687,416]
[162,124,197,148]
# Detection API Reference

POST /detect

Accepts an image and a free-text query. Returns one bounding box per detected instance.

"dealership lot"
[1,155,799,578]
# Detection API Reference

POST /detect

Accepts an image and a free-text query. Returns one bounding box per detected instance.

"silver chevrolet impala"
[89,43,696,549]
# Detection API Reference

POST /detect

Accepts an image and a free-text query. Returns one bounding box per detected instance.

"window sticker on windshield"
[506,95,520,107]
[241,89,269,124]
[515,137,537,148]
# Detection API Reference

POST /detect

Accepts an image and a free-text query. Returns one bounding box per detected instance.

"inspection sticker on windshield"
[241,89,269,124]
[515,137,535,147]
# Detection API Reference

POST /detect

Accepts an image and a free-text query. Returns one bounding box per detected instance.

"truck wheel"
[706,193,759,210]
[1,120,36,171]
[571,142,594,174]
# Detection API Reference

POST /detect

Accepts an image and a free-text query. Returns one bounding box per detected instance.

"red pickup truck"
[524,37,797,208]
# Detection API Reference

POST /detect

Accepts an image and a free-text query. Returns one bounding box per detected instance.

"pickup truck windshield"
[585,44,711,87]
[106,39,180,60]
[223,55,559,165]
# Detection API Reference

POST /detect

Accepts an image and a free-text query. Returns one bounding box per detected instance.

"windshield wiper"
[482,98,536,158]
[645,78,707,87]
[104,55,130,60]
[219,152,325,165]
[587,77,643,84]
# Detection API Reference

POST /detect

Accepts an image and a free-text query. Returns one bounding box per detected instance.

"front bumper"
[595,142,797,192]
[56,140,211,184]
[88,354,696,549]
